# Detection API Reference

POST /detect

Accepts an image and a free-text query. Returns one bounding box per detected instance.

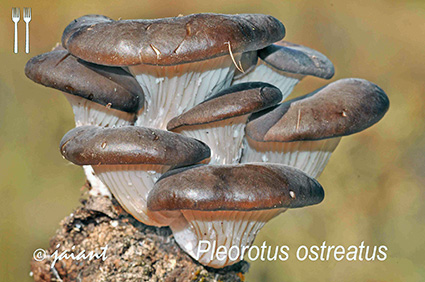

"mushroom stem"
[82,165,111,197]
[241,136,341,178]
[170,209,284,268]
[93,164,180,226]
[232,62,304,101]
[131,55,238,129]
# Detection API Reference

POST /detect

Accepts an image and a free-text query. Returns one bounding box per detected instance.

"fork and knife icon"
[12,7,32,54]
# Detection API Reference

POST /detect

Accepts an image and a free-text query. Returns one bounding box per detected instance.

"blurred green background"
[0,0,424,281]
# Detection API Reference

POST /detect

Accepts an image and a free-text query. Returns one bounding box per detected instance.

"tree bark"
[30,185,249,282]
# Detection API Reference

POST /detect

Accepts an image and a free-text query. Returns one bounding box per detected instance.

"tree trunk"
[30,185,249,282]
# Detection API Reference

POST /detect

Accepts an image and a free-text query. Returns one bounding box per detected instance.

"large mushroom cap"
[258,40,335,79]
[148,163,324,211]
[25,50,143,112]
[167,82,282,130]
[63,13,286,66]
[60,125,211,166]
[247,78,390,142]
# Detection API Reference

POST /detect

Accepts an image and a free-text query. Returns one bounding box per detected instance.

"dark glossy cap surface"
[258,41,335,79]
[62,15,113,48]
[25,50,143,112]
[60,125,211,165]
[63,13,285,66]
[148,163,324,211]
[246,78,390,142]
[167,82,282,130]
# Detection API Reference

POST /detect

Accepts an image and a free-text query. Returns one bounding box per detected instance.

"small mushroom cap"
[246,78,390,142]
[167,82,282,130]
[60,125,211,166]
[25,50,143,112]
[258,41,335,79]
[62,15,113,48]
[63,13,285,66]
[148,163,324,211]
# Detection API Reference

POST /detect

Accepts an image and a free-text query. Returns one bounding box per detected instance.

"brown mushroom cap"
[148,163,324,211]
[63,13,285,66]
[167,82,282,130]
[258,41,335,79]
[25,50,143,112]
[60,125,211,166]
[62,14,113,48]
[246,78,390,142]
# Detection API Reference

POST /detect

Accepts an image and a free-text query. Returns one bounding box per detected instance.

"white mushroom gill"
[240,136,341,178]
[64,93,135,127]
[232,62,304,101]
[93,165,180,227]
[131,55,239,130]
[170,209,285,268]
[175,115,249,165]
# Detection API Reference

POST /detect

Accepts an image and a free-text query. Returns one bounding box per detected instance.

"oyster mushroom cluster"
[25,13,389,269]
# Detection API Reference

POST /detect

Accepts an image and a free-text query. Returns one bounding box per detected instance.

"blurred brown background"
[0,0,424,281]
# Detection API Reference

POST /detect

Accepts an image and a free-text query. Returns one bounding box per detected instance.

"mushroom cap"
[246,78,390,142]
[60,125,211,166]
[25,50,143,113]
[148,163,324,211]
[258,41,335,79]
[62,14,113,48]
[167,82,282,130]
[63,13,286,66]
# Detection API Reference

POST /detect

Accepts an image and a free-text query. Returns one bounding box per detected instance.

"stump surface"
[30,189,248,282]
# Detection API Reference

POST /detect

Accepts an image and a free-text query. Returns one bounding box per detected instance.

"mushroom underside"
[64,93,136,127]
[240,137,341,178]
[232,62,304,101]
[170,209,285,268]
[93,164,179,226]
[131,55,239,129]
[174,115,249,165]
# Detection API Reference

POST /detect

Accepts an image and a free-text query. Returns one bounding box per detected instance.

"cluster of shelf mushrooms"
[25,13,389,268]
